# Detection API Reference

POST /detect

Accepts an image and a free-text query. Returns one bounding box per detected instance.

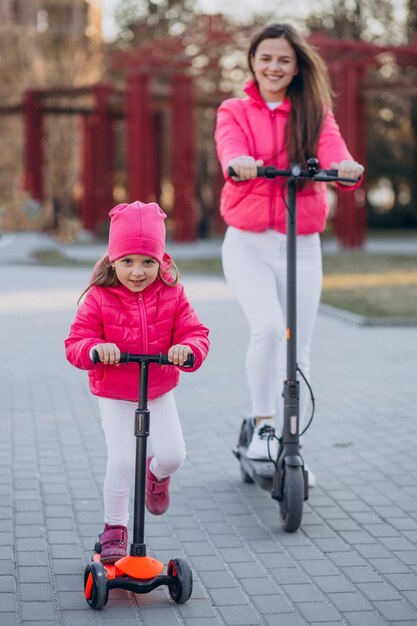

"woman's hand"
[93,343,121,365]
[168,344,193,366]
[228,156,264,181]
[331,160,364,186]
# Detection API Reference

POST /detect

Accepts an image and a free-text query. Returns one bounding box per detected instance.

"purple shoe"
[99,524,128,564]
[145,456,170,515]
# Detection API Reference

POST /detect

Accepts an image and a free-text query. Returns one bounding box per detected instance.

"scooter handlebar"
[228,165,358,184]
[92,349,194,368]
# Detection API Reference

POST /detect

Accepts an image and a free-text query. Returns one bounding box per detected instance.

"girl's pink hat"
[108,201,167,264]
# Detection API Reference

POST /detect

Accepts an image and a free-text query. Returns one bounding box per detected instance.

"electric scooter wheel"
[168,558,193,603]
[84,561,109,610]
[238,419,254,484]
[280,465,304,533]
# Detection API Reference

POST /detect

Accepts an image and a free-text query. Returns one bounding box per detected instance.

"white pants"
[222,227,322,429]
[98,391,186,526]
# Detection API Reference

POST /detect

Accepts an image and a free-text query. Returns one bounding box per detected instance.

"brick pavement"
[1,262,417,625]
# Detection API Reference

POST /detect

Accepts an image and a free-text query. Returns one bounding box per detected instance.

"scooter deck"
[235,445,275,491]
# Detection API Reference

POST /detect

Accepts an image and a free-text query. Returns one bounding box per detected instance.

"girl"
[215,24,364,484]
[65,201,209,563]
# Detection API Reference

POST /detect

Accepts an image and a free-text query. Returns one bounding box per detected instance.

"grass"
[321,254,417,318]
[32,247,417,319]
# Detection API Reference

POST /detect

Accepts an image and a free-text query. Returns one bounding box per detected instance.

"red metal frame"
[24,90,43,201]
[172,75,196,240]
[126,73,156,204]
[9,29,417,244]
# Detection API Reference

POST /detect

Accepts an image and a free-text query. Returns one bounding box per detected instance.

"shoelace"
[256,424,275,439]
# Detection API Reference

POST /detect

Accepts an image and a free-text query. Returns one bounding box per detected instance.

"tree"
[307,0,403,44]
[114,0,197,42]
[0,27,104,230]
[305,0,417,229]
[407,0,417,223]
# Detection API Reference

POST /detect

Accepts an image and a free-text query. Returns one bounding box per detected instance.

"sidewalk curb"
[319,302,417,327]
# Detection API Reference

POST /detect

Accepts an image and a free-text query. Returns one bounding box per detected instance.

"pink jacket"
[215,80,359,234]
[65,278,210,402]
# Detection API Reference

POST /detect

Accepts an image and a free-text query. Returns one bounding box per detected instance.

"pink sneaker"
[99,524,128,563]
[145,456,170,515]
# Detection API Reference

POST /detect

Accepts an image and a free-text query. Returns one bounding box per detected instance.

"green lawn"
[321,253,417,318]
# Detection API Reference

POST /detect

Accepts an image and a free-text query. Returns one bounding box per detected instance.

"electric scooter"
[84,350,194,610]
[231,158,359,533]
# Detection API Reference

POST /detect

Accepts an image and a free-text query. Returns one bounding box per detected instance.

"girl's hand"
[168,344,193,366]
[331,160,364,186]
[94,343,121,365]
[228,156,264,180]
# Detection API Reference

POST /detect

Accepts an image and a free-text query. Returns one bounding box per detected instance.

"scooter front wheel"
[168,557,193,603]
[238,419,254,483]
[84,561,109,610]
[280,465,304,533]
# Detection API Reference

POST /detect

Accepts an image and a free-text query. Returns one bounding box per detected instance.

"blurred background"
[0,0,416,249]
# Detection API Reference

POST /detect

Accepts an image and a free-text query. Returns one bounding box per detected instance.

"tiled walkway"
[1,260,417,625]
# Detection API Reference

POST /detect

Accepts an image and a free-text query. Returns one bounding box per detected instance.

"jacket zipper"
[137,293,148,352]
[270,110,278,228]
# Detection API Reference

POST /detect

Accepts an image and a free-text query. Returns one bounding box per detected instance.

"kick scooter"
[231,158,359,532]
[84,350,194,610]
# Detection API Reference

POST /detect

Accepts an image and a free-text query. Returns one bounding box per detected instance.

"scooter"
[231,158,359,532]
[84,350,194,610]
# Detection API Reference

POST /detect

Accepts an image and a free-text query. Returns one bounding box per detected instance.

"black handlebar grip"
[159,353,195,367]
[228,165,269,177]
[92,349,100,364]
[185,353,195,367]
[92,349,129,364]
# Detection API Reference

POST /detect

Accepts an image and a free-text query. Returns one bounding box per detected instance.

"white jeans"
[98,391,186,526]
[222,227,322,429]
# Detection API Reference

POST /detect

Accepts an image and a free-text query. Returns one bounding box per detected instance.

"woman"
[215,23,364,485]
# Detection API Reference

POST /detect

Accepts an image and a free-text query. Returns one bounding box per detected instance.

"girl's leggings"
[221,226,323,430]
[98,391,186,526]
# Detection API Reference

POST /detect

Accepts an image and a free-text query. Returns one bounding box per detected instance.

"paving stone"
[3,263,417,625]
[326,591,372,612]
[296,601,341,622]
[251,592,293,614]
[208,587,248,606]
[0,594,16,612]
[372,600,417,621]
[217,604,262,625]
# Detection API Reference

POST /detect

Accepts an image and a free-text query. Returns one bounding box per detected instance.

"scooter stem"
[286,179,297,382]
[282,177,300,447]
[131,359,150,556]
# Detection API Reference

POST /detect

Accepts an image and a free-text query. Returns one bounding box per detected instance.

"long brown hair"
[77,254,180,305]
[248,23,333,170]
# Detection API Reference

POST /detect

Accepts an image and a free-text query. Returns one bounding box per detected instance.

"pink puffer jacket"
[215,80,359,234]
[65,278,210,402]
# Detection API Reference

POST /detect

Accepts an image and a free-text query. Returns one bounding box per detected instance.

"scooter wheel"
[240,464,254,484]
[239,420,254,483]
[238,417,254,448]
[84,561,109,610]
[168,558,193,603]
[280,465,304,533]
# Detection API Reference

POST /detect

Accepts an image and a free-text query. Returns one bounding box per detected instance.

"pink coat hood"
[65,277,210,402]
[215,80,360,234]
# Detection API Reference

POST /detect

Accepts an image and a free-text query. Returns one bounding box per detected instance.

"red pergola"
[11,20,417,245]
[309,32,417,246]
